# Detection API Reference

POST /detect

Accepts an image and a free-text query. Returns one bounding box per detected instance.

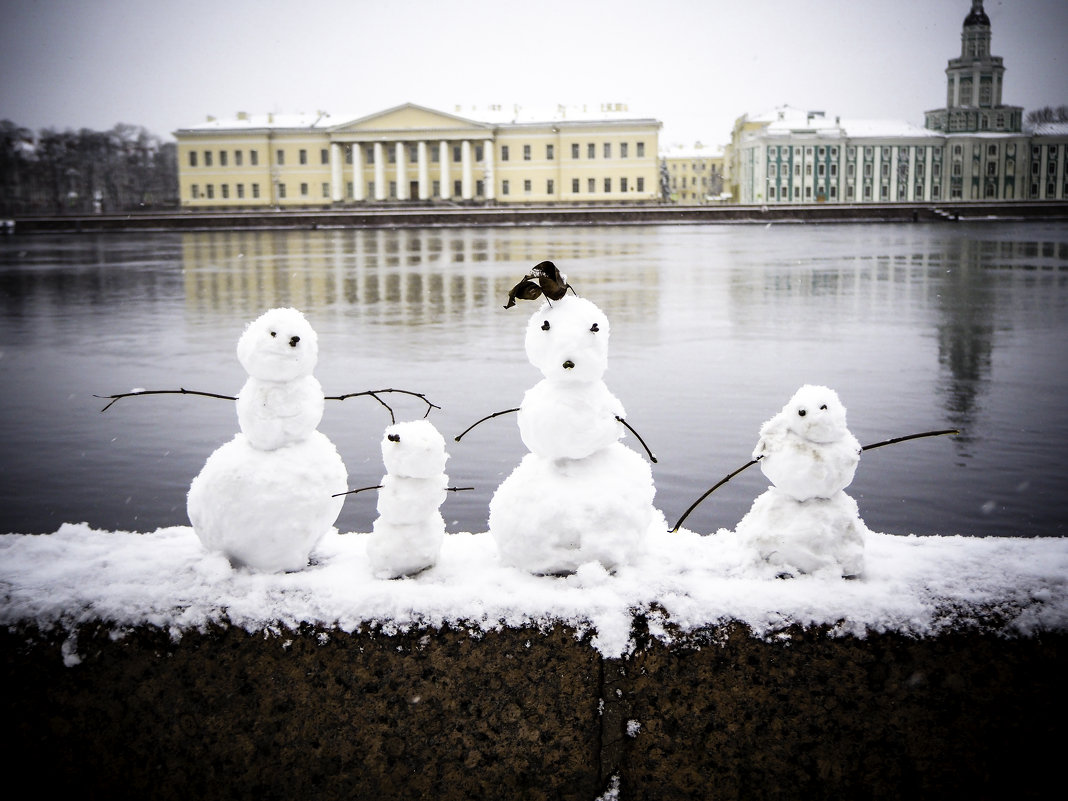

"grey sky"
[1,0,1064,146]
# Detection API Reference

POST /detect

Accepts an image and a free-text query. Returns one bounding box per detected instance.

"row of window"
[188,139,654,169]
[501,177,647,195]
[499,141,646,162]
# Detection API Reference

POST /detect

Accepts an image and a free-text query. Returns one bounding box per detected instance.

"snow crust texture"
[2,523,1065,661]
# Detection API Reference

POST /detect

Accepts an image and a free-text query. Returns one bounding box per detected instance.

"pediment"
[330,103,491,135]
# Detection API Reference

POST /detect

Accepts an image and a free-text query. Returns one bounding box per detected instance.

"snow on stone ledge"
[1,524,1066,660]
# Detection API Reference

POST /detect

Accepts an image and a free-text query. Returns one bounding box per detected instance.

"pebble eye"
[270,331,277,337]
[798,409,807,417]
[820,404,828,410]
[541,320,551,331]
[388,433,401,442]
[590,323,599,332]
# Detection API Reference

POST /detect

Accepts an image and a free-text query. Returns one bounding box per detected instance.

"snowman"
[366,419,450,579]
[735,384,867,578]
[486,263,661,575]
[187,307,348,572]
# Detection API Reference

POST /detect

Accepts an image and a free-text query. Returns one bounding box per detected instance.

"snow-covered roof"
[177,111,347,133]
[660,142,725,159]
[1032,122,1068,137]
[838,118,942,139]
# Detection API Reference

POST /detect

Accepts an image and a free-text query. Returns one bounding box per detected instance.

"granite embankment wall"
[2,620,1063,801]
[8,200,1068,233]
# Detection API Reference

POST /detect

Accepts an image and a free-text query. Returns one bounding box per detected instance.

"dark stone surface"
[0,622,604,801]
[2,619,1064,800]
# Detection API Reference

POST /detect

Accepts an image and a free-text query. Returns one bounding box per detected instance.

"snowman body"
[736,385,867,578]
[187,307,347,572]
[367,419,449,579]
[489,295,657,575]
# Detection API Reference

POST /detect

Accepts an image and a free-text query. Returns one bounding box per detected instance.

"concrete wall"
[2,620,1063,800]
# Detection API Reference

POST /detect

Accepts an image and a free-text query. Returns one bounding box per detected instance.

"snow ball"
[236,307,319,382]
[524,296,610,383]
[381,419,449,478]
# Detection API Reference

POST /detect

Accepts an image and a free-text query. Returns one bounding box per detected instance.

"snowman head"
[782,384,850,443]
[524,295,610,383]
[236,307,319,382]
[381,419,449,478]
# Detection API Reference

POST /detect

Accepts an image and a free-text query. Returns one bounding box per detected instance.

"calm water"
[1,222,1066,538]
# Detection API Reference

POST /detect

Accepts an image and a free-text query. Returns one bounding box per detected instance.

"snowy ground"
[2,522,1065,663]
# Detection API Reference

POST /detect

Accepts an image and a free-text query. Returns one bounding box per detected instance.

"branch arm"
[454,408,520,442]
[96,387,237,412]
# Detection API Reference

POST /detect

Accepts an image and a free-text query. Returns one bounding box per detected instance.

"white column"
[440,141,451,199]
[461,140,473,199]
[330,143,343,202]
[374,142,386,201]
[396,142,408,200]
[417,141,430,200]
[352,142,365,201]
[483,138,495,201]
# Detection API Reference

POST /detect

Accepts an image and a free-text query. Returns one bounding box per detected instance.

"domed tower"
[924,1,1022,133]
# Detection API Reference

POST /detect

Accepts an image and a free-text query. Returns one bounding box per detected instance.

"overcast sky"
[1,0,1064,147]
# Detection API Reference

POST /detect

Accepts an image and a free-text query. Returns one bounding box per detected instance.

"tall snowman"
[735,384,867,578]
[187,307,348,572]
[367,419,450,579]
[487,262,661,575]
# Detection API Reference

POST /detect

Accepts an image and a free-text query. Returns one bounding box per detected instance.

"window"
[453,146,461,162]
[501,145,509,161]
[321,149,329,165]
[237,184,244,198]
[250,150,258,166]
[430,148,439,163]
[604,143,611,158]
[235,151,243,166]
[636,177,644,192]
[191,184,199,198]
[300,182,309,196]
[204,151,213,167]
[588,178,596,192]
[588,143,596,159]
[299,149,307,165]
[523,145,531,161]
[547,179,554,194]
[322,182,329,198]
[409,145,417,163]
[637,142,645,157]
[276,150,285,166]
[604,177,611,193]
[219,151,227,167]
[620,177,628,193]
[366,146,375,164]
[453,180,462,196]
[189,151,197,167]
[252,183,259,198]
[221,184,229,199]
[347,182,353,198]
[501,180,510,195]
[523,180,532,193]
[546,144,554,160]
[571,143,579,159]
[621,143,628,158]
[475,145,483,160]
[206,184,214,199]
[572,178,579,193]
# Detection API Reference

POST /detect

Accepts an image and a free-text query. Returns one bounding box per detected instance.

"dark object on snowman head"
[504,261,574,308]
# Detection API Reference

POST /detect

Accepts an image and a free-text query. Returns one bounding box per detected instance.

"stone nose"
[289,336,300,347]
[563,360,575,370]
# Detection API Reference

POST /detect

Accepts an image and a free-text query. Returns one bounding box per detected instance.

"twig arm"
[454,408,520,442]
[325,388,441,425]
[615,416,657,463]
[95,387,237,412]
[861,428,959,452]
[669,458,761,533]
[332,484,383,498]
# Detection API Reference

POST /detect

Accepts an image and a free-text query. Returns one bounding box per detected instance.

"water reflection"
[1,223,1066,538]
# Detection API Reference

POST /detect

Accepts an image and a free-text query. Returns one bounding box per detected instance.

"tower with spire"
[925,0,1023,133]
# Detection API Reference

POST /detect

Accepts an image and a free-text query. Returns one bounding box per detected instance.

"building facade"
[728,0,1066,205]
[660,143,725,204]
[175,103,661,208]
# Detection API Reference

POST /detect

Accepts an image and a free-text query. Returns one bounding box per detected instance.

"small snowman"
[367,419,450,579]
[486,262,660,575]
[187,308,348,572]
[735,384,867,578]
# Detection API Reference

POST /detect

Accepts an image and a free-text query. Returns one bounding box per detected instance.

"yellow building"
[175,103,662,208]
[660,142,726,204]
